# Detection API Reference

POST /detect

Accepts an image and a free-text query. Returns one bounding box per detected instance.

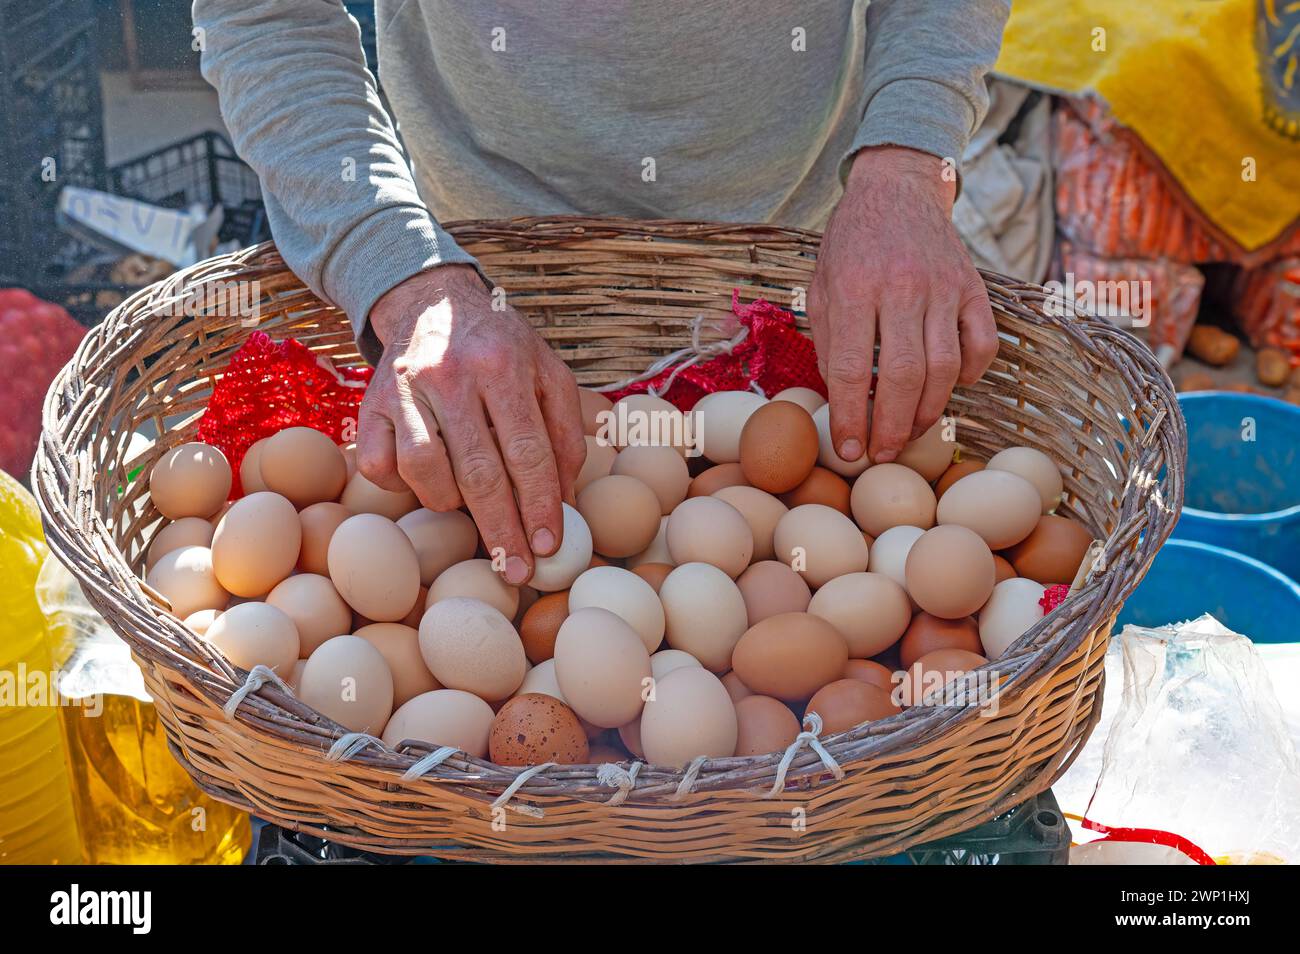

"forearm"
[194,0,477,358]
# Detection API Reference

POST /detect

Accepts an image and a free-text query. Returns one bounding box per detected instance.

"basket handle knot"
[325,732,384,762]
[596,760,643,806]
[223,664,292,719]
[400,745,461,781]
[764,712,845,798]
[593,312,750,398]
[491,762,556,819]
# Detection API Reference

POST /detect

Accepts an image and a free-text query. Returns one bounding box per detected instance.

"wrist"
[847,146,956,208]
[369,263,481,347]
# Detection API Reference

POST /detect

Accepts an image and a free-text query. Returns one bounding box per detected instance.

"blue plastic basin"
[1117,539,1300,642]
[1172,392,1300,581]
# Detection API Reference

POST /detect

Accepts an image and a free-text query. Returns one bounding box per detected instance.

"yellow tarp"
[995,0,1300,252]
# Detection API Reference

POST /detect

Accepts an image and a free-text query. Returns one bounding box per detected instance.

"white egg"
[530,503,594,591]
[693,390,766,463]
[568,565,665,653]
[978,578,1047,658]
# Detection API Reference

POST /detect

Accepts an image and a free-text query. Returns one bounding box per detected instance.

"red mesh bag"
[1234,257,1300,352]
[197,331,371,496]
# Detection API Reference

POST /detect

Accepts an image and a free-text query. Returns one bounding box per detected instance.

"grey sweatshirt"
[194,0,1009,358]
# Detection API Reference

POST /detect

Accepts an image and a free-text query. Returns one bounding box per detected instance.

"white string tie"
[223,664,291,719]
[671,755,710,801]
[491,762,556,819]
[401,745,461,781]
[764,712,845,798]
[325,732,384,762]
[593,313,749,397]
[596,760,643,806]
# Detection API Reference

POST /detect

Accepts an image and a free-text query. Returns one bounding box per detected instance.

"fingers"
[355,392,408,493]
[869,293,927,464]
[536,358,588,506]
[823,295,876,464]
[393,391,463,512]
[956,275,999,385]
[483,379,564,558]
[914,296,962,438]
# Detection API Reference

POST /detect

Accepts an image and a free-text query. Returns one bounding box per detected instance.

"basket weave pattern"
[35,217,1185,862]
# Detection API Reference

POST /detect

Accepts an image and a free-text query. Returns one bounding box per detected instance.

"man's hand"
[808,146,998,465]
[360,264,587,585]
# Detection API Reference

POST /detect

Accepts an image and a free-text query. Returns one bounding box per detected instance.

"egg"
[396,508,480,586]
[612,445,691,514]
[342,444,357,480]
[779,466,852,516]
[380,689,495,757]
[1004,514,1094,584]
[693,390,766,462]
[850,463,937,536]
[807,571,911,658]
[489,694,590,765]
[207,501,234,530]
[935,459,986,499]
[418,597,527,702]
[631,562,674,592]
[239,438,271,495]
[900,648,988,707]
[211,492,302,597]
[297,502,351,576]
[978,578,1048,658]
[354,622,439,705]
[427,558,519,619]
[339,470,419,521]
[687,462,749,497]
[772,504,870,588]
[529,503,594,591]
[298,634,394,732]
[842,658,897,693]
[721,670,753,703]
[204,601,300,674]
[811,403,870,478]
[659,563,749,672]
[568,565,664,653]
[733,695,801,756]
[712,485,788,561]
[738,400,819,493]
[867,525,925,596]
[587,742,631,764]
[904,525,995,619]
[149,442,231,520]
[806,678,901,734]
[894,418,958,481]
[576,436,618,493]
[899,613,983,669]
[554,607,652,728]
[665,496,753,578]
[146,517,215,570]
[578,387,615,436]
[517,658,566,700]
[639,667,738,767]
[147,545,230,619]
[936,469,1041,549]
[625,516,673,568]
[287,659,307,693]
[610,393,691,455]
[993,554,1017,583]
[258,427,347,508]
[183,608,222,636]
[328,513,421,621]
[987,446,1064,514]
[519,591,568,663]
[577,474,661,557]
[650,649,701,680]
[265,573,352,656]
[770,387,826,415]
[731,612,849,702]
[735,560,812,626]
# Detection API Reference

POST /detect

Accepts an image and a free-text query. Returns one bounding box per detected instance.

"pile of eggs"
[142,386,1093,772]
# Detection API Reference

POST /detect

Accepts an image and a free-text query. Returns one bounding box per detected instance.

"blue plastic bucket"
[1172,392,1300,581]
[1117,539,1300,642]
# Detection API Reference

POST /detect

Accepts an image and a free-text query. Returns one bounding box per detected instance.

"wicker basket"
[34,216,1185,863]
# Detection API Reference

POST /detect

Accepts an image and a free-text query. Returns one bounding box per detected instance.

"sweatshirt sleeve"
[193,0,479,360]
[849,0,1011,173]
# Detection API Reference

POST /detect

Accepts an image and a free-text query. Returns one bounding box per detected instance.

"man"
[195,0,1009,585]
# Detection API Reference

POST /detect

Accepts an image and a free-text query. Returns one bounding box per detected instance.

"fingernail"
[840,439,863,462]
[531,528,555,555]
[874,448,897,463]
[505,556,529,585]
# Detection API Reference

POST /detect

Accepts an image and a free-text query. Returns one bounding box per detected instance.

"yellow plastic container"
[0,470,83,864]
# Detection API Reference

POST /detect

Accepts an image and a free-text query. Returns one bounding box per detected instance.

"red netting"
[1039,583,1070,614]
[605,291,829,410]
[197,331,371,496]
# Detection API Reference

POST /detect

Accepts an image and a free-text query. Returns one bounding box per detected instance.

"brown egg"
[297,502,351,576]
[577,475,661,557]
[894,418,958,481]
[713,485,788,561]
[355,622,440,706]
[1004,514,1094,584]
[265,573,352,656]
[900,648,988,707]
[576,436,618,494]
[340,470,419,521]
[419,597,528,702]
[146,517,215,570]
[992,554,1017,584]
[240,437,271,495]
[149,442,232,520]
[612,445,691,514]
[937,469,1041,549]
[328,513,422,622]
[665,496,754,578]
[735,560,812,626]
[842,658,897,693]
[731,612,849,702]
[396,508,480,586]
[259,427,347,508]
[721,670,753,703]
[687,462,748,497]
[772,504,871,588]
[779,466,852,516]
[489,693,590,766]
[519,591,568,664]
[612,393,690,455]
[807,571,911,658]
[631,562,673,592]
[904,525,995,619]
[211,492,302,597]
[586,742,631,763]
[427,558,520,620]
[639,667,738,767]
[738,400,819,493]
[205,601,300,675]
[146,545,229,619]
[935,459,985,499]
[578,388,615,436]
[899,613,982,669]
[850,463,937,536]
[380,689,494,756]
[402,587,428,627]
[734,695,801,756]
[806,679,901,734]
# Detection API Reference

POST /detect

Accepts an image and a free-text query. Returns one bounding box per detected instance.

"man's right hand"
[359,265,587,586]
